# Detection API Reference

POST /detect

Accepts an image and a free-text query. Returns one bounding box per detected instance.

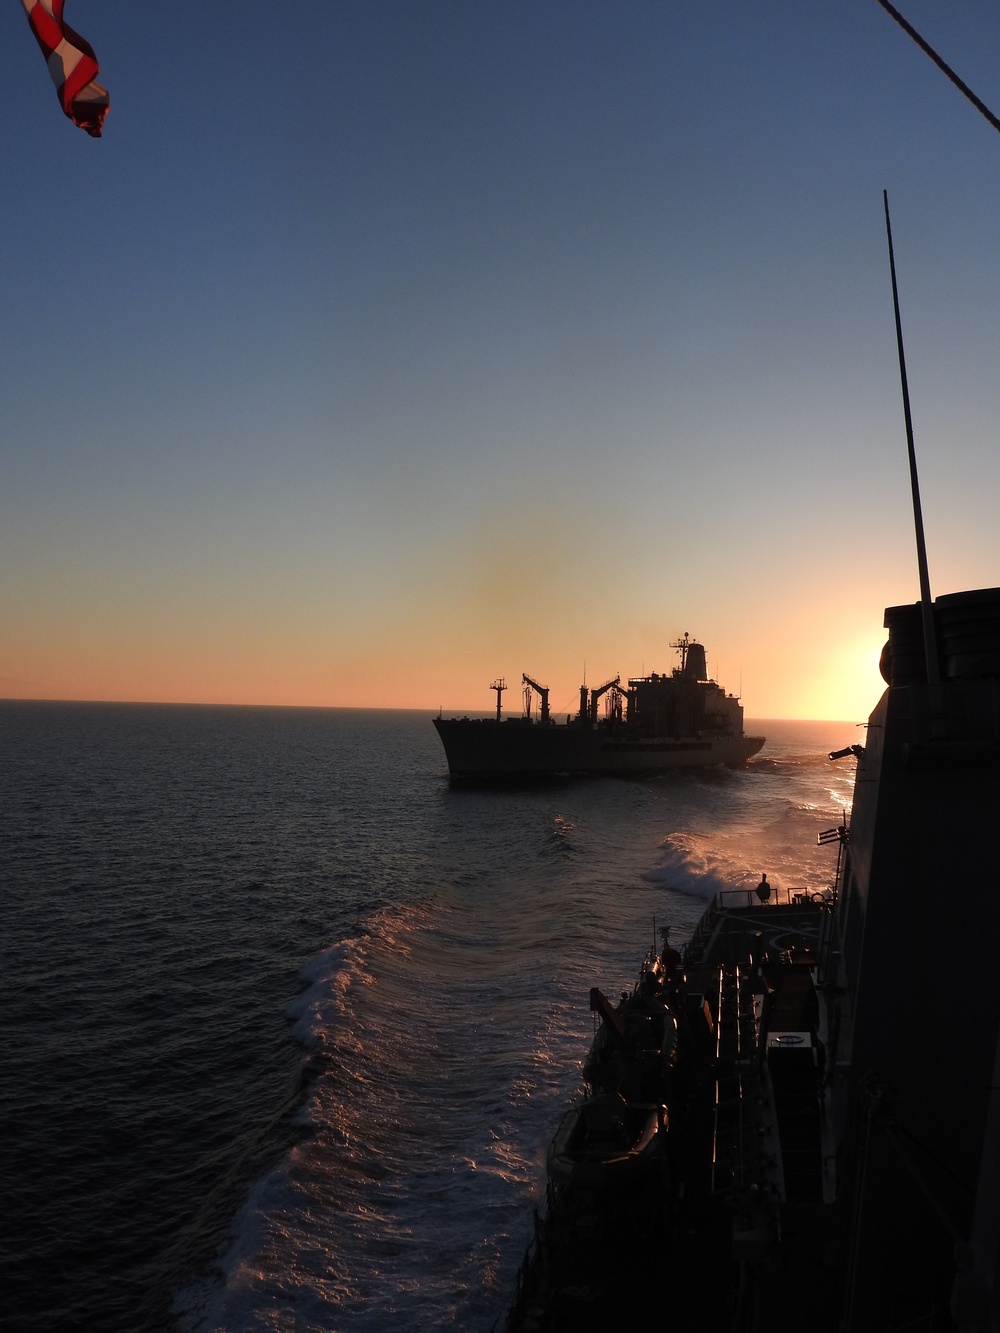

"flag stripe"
[21,0,109,137]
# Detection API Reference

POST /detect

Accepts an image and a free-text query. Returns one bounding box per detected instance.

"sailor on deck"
[755,873,771,904]
[661,941,683,980]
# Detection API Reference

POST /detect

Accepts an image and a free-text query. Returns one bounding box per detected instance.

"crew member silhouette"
[755,873,771,904]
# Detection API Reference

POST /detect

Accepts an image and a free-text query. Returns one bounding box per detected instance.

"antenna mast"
[490,677,507,721]
[883,190,941,687]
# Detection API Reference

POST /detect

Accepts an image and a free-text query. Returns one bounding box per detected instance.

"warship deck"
[504,891,842,1333]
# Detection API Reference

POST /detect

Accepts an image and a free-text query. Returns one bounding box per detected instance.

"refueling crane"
[606,680,627,723]
[588,675,621,723]
[522,674,550,723]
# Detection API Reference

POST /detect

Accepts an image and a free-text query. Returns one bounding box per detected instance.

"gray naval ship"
[433,634,765,784]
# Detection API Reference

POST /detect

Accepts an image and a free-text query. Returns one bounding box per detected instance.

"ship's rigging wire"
[875,0,1000,136]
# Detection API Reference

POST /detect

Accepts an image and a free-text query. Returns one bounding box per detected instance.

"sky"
[4,1,1000,720]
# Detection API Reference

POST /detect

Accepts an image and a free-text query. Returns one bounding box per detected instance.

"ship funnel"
[684,642,708,681]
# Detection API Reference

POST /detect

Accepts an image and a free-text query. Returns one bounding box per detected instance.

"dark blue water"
[1,703,856,1331]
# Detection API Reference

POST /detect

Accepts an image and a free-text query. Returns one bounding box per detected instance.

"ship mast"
[883,191,941,688]
[490,677,507,721]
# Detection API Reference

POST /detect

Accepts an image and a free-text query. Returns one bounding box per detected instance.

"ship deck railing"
[684,887,836,975]
[718,885,833,911]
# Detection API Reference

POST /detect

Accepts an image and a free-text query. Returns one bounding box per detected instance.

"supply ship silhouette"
[434,634,764,784]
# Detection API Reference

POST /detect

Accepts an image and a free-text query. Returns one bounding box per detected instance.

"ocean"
[1,703,860,1332]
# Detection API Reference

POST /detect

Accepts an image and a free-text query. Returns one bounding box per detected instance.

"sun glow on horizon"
[760,629,887,723]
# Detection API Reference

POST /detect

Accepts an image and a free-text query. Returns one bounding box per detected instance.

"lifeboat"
[546,1092,669,1207]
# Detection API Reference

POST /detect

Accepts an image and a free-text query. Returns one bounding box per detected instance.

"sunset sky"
[4,2,1000,720]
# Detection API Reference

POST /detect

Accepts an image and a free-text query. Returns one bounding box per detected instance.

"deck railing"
[716,885,833,911]
[684,885,836,967]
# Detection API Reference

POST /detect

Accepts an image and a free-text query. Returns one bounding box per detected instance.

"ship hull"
[433,716,764,784]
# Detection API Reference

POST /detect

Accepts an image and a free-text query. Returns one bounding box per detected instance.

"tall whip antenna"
[883,190,941,687]
[874,0,1000,137]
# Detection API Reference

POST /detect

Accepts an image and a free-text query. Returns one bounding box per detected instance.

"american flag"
[21,0,109,136]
